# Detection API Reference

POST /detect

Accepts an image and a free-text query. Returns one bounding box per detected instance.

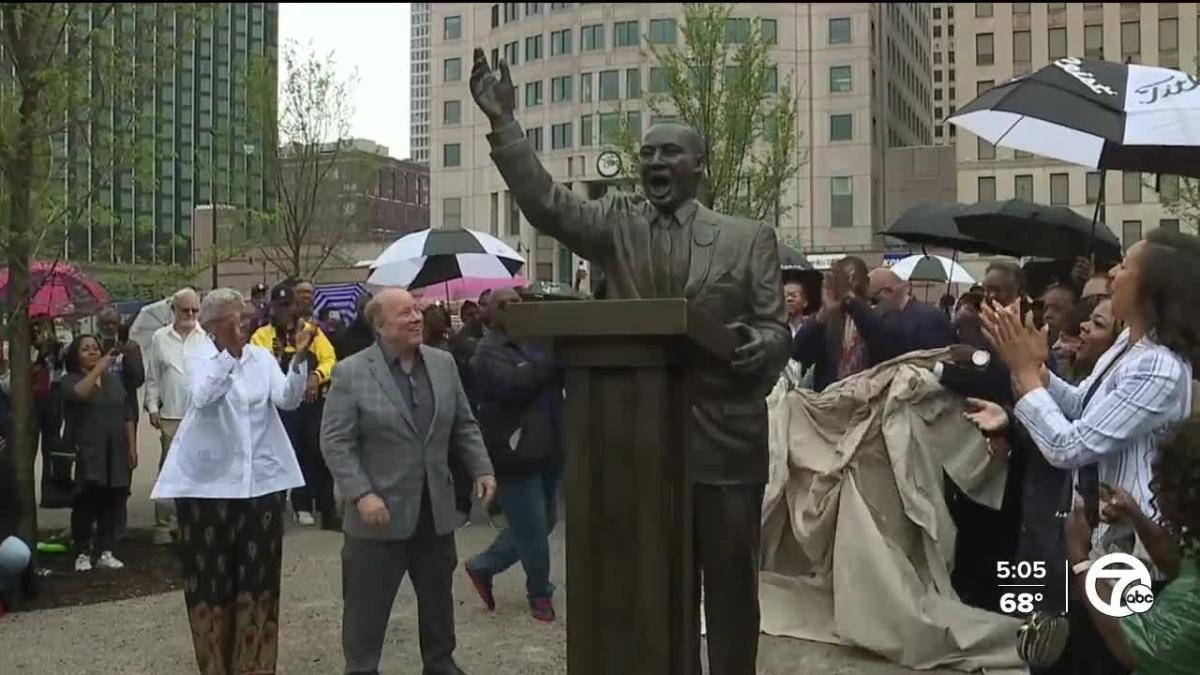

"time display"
[996,561,1048,580]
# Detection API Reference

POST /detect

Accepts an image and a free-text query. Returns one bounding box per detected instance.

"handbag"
[39,399,78,509]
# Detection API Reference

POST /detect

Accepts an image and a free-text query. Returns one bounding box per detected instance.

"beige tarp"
[760,351,1028,674]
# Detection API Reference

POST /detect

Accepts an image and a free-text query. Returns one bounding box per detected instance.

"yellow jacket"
[250,322,337,384]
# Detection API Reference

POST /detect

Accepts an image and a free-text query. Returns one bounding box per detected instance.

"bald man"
[867,267,956,353]
[321,288,496,675]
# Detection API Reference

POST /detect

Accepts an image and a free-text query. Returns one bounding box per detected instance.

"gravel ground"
[2,418,959,675]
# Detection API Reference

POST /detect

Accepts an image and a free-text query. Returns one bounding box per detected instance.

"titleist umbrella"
[948,58,1200,177]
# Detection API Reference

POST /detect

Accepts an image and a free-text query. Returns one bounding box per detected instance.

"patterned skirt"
[176,492,286,675]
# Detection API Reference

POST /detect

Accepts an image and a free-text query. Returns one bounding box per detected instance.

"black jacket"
[792,298,905,392]
[470,329,563,476]
[332,320,375,360]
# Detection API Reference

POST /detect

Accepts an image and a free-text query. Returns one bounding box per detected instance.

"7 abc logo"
[1085,553,1156,618]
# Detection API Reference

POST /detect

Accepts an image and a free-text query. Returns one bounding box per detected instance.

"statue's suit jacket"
[487,121,789,485]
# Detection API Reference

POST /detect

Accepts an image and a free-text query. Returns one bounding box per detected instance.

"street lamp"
[209,142,256,290]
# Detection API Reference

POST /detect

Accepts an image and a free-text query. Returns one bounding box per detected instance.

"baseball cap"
[270,284,294,305]
[251,283,269,297]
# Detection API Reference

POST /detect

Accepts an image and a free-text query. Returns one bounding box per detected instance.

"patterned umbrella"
[368,228,525,288]
[314,283,369,320]
[0,260,110,317]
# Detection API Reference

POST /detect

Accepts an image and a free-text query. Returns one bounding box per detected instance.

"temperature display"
[1001,592,1044,614]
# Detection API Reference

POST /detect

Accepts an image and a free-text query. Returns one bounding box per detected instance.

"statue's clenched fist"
[470,48,516,128]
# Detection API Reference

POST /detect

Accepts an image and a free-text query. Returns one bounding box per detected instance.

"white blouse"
[151,339,308,500]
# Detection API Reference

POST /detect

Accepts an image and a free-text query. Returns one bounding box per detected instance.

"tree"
[612,3,803,223]
[247,40,361,280]
[0,3,187,556]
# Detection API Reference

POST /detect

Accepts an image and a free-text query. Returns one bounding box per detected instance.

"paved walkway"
[2,417,958,674]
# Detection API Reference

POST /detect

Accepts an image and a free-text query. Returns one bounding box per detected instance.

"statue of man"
[470,49,788,674]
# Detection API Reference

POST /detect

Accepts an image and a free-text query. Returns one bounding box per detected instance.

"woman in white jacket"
[152,288,314,675]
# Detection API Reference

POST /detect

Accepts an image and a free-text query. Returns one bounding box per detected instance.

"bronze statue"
[470,49,789,674]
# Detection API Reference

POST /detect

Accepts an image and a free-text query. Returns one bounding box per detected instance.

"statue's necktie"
[652,214,679,296]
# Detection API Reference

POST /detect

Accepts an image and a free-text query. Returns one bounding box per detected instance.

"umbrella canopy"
[369,228,525,288]
[410,276,528,303]
[948,58,1200,177]
[890,254,975,284]
[0,260,110,317]
[777,244,813,271]
[314,283,368,320]
[881,202,1019,255]
[129,299,173,354]
[953,199,1122,262]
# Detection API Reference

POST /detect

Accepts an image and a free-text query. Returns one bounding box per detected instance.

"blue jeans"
[0,536,31,596]
[468,469,559,600]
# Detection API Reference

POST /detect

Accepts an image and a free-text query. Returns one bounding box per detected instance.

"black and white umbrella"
[948,58,1200,177]
[368,228,525,289]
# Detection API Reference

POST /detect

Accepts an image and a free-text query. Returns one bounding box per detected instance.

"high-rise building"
[411,3,432,164]
[428,3,933,281]
[931,3,958,145]
[953,2,1198,245]
[46,3,279,267]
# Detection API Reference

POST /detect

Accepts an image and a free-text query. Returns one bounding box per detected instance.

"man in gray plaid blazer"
[322,288,496,675]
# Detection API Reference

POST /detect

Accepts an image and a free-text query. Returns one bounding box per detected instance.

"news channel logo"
[1084,553,1156,618]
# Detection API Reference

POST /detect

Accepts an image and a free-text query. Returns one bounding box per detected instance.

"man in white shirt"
[143,288,205,545]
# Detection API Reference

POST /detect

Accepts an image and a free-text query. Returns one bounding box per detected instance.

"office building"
[932,4,958,145]
[953,2,1199,246]
[428,3,934,282]
[411,3,433,165]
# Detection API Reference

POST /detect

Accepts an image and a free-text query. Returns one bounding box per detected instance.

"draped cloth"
[760,350,1029,674]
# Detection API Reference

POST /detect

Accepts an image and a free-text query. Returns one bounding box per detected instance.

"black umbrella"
[953,199,1122,263]
[881,202,1019,255]
[777,244,813,271]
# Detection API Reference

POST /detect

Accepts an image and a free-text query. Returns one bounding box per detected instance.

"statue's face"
[639,124,704,213]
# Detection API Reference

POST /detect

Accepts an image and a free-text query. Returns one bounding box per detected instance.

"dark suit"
[487,120,788,674]
[791,298,903,392]
[884,297,956,352]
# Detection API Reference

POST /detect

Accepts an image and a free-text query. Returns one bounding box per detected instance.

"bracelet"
[1071,559,1093,575]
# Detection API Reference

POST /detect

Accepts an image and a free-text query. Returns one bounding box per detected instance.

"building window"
[1049,28,1067,60]
[935,70,943,83]
[491,4,500,28]
[649,18,677,45]
[551,29,572,56]
[443,197,462,228]
[503,2,520,23]
[581,24,604,51]
[1086,172,1103,204]
[507,191,520,235]
[580,114,593,146]
[934,25,941,38]
[1160,174,1180,203]
[1050,173,1069,205]
[614,20,639,48]
[599,70,619,101]
[1159,18,1179,67]
[1085,24,1103,60]
[444,58,462,82]
[626,68,641,98]
[829,17,851,45]
[933,7,942,19]
[526,35,543,61]
[443,143,461,168]
[1122,220,1143,250]
[1015,174,1034,202]
[552,75,573,103]
[1159,219,1180,234]
[444,15,462,40]
[762,18,778,45]
[599,112,620,144]
[764,66,777,93]
[443,100,461,125]
[934,52,942,65]
[525,80,543,107]
[978,176,997,202]
[1123,171,1142,203]
[976,33,994,65]
[829,65,852,93]
[831,177,853,228]
[975,3,993,18]
[1013,30,1031,67]
[580,72,593,102]
[830,113,852,141]
[649,67,668,93]
[1121,21,1140,60]
[525,3,542,16]
[978,136,995,160]
[490,192,499,235]
[503,41,520,66]
[726,17,751,44]
[526,126,543,152]
[551,122,572,149]
[626,111,642,138]
[1013,3,1030,14]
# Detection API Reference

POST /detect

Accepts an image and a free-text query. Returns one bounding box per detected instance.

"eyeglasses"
[178,308,200,315]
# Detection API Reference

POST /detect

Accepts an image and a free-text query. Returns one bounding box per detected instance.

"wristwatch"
[971,349,991,368]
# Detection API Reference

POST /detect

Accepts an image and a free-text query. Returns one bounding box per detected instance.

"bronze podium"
[505,298,737,675]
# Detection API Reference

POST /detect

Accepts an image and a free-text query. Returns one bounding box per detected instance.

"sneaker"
[530,597,556,622]
[464,563,496,612]
[95,551,124,570]
[74,554,93,572]
[295,511,316,527]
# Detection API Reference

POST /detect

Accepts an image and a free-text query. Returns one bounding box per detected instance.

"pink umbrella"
[0,260,110,317]
[409,276,528,303]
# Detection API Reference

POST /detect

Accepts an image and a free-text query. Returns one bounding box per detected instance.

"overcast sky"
[279,3,411,159]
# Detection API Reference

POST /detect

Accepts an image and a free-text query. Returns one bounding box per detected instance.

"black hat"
[270,284,294,305]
